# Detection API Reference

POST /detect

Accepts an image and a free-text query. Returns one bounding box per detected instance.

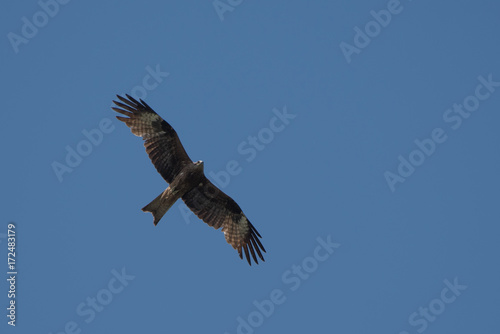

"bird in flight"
[112,95,266,265]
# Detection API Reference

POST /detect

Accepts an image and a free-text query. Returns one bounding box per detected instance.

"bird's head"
[194,160,204,170]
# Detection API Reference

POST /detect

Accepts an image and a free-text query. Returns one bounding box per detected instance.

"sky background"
[1,1,499,333]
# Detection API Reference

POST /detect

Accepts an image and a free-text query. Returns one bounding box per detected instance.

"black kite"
[112,95,266,265]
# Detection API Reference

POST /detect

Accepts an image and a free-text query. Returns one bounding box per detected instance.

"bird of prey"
[112,95,265,265]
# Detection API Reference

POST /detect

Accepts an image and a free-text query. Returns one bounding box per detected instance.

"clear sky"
[1,1,499,333]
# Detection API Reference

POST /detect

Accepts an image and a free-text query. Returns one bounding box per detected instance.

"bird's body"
[112,95,266,265]
[142,161,204,225]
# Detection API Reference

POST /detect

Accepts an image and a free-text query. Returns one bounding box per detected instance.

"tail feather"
[142,188,179,225]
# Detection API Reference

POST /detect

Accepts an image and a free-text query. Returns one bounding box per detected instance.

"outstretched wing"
[112,94,192,183]
[182,177,266,265]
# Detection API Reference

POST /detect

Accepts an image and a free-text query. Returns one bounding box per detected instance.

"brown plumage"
[112,94,266,265]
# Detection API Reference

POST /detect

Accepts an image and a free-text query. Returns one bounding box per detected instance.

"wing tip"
[239,235,266,266]
[232,218,266,266]
[115,116,128,123]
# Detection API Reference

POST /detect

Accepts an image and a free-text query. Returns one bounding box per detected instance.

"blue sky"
[1,1,499,333]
